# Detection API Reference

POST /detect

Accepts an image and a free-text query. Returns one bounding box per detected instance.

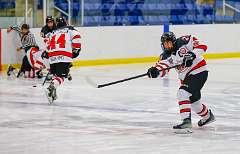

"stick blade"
[85,76,99,88]
[97,85,104,88]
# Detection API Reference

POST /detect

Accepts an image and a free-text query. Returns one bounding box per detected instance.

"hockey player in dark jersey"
[147,32,215,133]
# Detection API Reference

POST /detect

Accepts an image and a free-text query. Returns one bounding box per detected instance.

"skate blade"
[174,128,193,134]
[199,118,216,127]
[44,89,54,105]
[208,118,216,125]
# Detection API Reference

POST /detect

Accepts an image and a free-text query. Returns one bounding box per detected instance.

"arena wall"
[1,24,240,71]
[0,29,1,71]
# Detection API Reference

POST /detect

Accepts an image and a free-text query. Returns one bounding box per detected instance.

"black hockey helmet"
[21,24,30,30]
[46,16,54,23]
[161,31,176,44]
[56,16,67,28]
[161,31,176,53]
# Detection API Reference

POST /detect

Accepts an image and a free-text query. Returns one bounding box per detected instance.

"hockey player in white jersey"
[40,16,73,81]
[45,17,81,103]
[147,32,215,133]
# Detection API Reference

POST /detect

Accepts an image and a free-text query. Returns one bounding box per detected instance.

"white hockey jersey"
[156,35,208,81]
[47,26,81,64]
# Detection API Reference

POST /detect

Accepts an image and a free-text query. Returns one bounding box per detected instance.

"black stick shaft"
[42,71,50,86]
[97,73,147,88]
[97,65,179,88]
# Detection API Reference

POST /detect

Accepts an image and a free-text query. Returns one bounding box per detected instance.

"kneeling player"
[45,17,81,103]
[147,32,215,133]
[7,24,47,78]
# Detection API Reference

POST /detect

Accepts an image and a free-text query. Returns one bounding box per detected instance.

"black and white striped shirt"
[11,25,38,49]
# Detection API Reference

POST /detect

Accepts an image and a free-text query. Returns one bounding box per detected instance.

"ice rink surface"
[0,58,240,154]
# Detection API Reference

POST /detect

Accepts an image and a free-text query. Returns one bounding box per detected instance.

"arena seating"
[1,0,239,26]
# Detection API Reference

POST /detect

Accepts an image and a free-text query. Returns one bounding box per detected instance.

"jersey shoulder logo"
[178,47,187,57]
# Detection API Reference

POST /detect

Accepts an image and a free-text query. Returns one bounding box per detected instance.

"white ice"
[0,59,240,154]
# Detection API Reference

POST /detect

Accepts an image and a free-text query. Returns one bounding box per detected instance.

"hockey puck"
[33,85,37,87]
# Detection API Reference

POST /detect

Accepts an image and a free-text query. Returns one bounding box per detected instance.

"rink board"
[1,24,240,71]
[1,52,240,72]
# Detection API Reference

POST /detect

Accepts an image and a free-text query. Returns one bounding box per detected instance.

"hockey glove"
[183,52,196,67]
[72,48,81,58]
[147,67,159,78]
[41,50,49,59]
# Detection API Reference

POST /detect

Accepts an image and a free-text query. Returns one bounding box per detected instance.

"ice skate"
[45,83,57,104]
[173,118,193,134]
[7,65,16,76]
[198,110,216,127]
[67,73,72,81]
[17,71,24,78]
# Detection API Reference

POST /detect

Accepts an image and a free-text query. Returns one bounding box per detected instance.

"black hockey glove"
[147,67,159,78]
[183,52,196,67]
[72,48,81,58]
[41,50,49,59]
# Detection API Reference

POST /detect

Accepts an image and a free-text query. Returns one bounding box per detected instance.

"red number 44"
[49,34,66,50]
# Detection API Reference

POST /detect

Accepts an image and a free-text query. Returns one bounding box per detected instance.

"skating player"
[45,17,81,103]
[147,32,215,133]
[7,24,47,78]
[40,16,73,81]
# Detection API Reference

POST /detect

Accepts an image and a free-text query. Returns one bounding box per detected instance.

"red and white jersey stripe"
[192,36,207,54]
[48,27,81,64]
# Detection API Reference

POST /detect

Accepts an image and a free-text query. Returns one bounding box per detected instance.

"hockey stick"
[42,71,50,86]
[94,65,180,88]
